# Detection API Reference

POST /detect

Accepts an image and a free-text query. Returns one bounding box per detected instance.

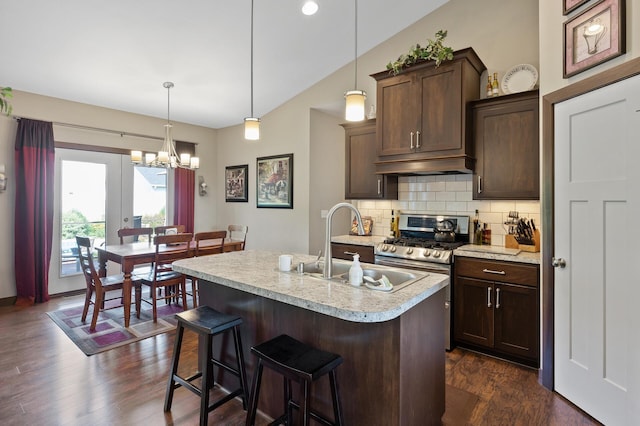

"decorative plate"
[501,64,538,94]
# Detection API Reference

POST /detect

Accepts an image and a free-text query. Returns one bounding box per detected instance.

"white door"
[50,149,134,294]
[554,75,640,424]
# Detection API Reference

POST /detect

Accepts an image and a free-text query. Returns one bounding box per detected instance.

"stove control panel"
[375,243,452,264]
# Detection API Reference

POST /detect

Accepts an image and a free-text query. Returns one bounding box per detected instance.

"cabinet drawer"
[331,243,375,264]
[455,257,538,287]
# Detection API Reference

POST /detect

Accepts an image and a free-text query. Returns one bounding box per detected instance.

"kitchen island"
[173,250,449,425]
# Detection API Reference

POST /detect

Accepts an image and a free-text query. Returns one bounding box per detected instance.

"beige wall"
[214,0,540,255]
[1,0,542,299]
[536,0,639,376]
[0,92,217,299]
[539,0,639,97]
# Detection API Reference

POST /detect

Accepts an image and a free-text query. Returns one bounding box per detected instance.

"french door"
[50,149,134,294]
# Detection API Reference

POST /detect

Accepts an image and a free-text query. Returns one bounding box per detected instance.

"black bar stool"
[164,306,249,426]
[245,334,344,426]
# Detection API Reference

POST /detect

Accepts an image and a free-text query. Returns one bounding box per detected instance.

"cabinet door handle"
[478,175,483,193]
[416,130,421,148]
[410,131,415,149]
[377,178,381,195]
[487,287,492,308]
[482,268,506,275]
[496,287,501,309]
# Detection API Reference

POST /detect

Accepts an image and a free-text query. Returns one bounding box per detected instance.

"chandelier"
[131,82,200,169]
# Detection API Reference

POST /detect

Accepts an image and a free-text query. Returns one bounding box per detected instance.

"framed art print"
[225,164,248,202]
[564,0,590,15]
[256,154,293,208]
[563,0,625,78]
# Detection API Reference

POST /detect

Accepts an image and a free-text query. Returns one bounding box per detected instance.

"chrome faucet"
[323,202,365,279]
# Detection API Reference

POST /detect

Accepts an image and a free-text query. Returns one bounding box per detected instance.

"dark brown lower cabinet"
[330,242,374,264]
[454,257,539,367]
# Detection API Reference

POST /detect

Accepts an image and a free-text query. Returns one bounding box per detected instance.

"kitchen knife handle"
[496,287,501,309]
[477,175,483,193]
[487,287,492,308]
[415,130,421,148]
[410,131,415,149]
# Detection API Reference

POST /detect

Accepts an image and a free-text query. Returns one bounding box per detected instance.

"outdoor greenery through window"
[60,160,106,276]
[59,160,167,277]
[133,166,167,234]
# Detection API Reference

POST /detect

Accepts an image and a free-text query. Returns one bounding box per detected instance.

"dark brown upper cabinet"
[342,119,397,200]
[470,90,540,200]
[370,48,486,175]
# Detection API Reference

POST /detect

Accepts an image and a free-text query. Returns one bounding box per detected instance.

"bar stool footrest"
[171,372,205,397]
[285,400,336,426]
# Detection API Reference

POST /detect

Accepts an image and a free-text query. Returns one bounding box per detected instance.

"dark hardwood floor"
[0,294,599,425]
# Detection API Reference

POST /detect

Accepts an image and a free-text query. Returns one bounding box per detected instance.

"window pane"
[60,160,106,276]
[134,166,167,231]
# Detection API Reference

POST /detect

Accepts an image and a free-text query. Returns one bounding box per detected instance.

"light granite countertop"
[172,250,448,323]
[331,234,386,247]
[454,244,541,265]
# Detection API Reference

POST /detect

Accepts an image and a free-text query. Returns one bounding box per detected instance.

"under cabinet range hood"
[374,155,475,175]
[370,47,485,177]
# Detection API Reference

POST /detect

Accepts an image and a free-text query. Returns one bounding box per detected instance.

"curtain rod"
[12,116,197,145]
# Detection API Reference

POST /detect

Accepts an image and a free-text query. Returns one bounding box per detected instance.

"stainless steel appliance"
[374,213,470,350]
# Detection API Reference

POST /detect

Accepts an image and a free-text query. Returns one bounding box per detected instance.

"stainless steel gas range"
[374,213,470,350]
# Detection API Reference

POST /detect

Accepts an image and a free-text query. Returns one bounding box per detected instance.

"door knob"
[552,257,566,268]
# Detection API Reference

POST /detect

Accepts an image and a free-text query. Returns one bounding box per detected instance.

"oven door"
[374,255,451,275]
[375,255,452,351]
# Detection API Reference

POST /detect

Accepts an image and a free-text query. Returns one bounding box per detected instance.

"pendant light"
[131,82,200,169]
[244,0,260,140]
[344,0,366,122]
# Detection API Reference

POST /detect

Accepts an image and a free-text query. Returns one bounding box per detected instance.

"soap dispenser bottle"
[349,253,363,286]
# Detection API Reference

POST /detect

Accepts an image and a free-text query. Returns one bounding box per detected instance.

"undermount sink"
[299,259,426,292]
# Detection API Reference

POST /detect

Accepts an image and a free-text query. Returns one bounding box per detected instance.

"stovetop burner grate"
[382,237,465,250]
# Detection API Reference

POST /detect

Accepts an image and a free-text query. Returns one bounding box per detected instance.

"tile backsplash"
[353,175,540,247]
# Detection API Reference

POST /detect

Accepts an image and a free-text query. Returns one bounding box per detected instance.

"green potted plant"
[1,86,13,116]
[386,30,454,75]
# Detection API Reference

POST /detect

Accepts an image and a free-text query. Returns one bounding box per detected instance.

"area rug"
[47,293,191,356]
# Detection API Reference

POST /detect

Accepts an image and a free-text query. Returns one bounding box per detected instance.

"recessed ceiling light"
[302,0,318,16]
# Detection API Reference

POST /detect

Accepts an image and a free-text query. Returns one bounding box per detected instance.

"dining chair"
[185,230,227,308]
[117,226,153,244]
[227,224,248,250]
[76,236,141,331]
[155,225,186,236]
[138,233,193,322]
[118,226,155,278]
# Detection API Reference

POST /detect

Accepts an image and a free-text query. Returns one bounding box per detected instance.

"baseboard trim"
[51,289,86,298]
[0,296,17,307]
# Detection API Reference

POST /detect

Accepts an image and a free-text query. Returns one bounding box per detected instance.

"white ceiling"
[1,0,446,129]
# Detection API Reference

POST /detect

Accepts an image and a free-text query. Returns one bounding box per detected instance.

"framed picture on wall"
[256,154,293,208]
[563,0,590,15]
[225,164,248,202]
[563,0,626,78]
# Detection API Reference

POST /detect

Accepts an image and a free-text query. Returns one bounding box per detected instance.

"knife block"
[505,229,540,252]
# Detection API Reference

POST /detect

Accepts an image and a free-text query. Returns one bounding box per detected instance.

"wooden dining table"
[95,237,243,327]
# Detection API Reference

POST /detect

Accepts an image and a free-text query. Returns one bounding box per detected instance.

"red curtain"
[173,168,195,233]
[14,119,55,305]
